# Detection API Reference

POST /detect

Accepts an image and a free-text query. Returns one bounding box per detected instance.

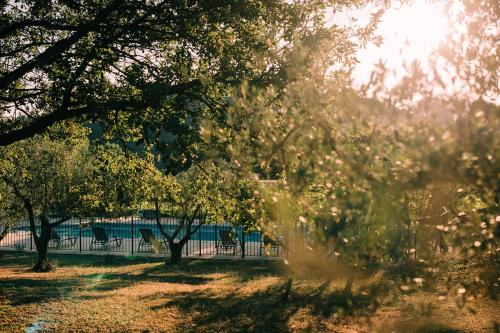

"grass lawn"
[0,251,498,332]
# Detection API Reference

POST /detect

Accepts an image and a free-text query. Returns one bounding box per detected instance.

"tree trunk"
[281,277,293,301]
[4,182,56,272]
[0,226,9,242]
[168,242,184,265]
[33,216,53,272]
[33,241,52,272]
[344,272,354,294]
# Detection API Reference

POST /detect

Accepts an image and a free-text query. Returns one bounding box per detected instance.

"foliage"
[0,122,91,217]
[0,179,23,240]
[0,0,366,152]
[141,161,262,263]
[0,122,95,270]
[80,143,154,217]
[206,0,500,302]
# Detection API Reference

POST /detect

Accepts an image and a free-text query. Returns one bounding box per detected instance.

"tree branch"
[180,205,201,245]
[0,225,9,242]
[0,20,79,39]
[416,206,449,221]
[170,211,188,241]
[0,0,122,89]
[155,200,173,243]
[1,176,39,244]
[0,79,202,146]
[189,211,207,237]
[0,105,91,146]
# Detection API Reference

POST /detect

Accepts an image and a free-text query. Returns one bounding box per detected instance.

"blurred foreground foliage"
[199,0,500,305]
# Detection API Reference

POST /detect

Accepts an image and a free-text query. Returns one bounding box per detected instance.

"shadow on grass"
[0,250,284,277]
[77,259,285,293]
[0,251,384,333]
[0,250,166,268]
[0,277,86,305]
[177,258,285,282]
[0,251,287,307]
[81,269,214,292]
[149,279,379,333]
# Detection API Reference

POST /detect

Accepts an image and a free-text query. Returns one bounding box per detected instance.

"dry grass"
[0,251,498,333]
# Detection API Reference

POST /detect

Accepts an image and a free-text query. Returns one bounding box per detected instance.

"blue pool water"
[23,223,262,242]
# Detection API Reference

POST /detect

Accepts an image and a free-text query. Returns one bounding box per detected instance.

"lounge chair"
[139,209,157,219]
[49,229,77,249]
[138,228,168,252]
[216,229,239,255]
[259,234,285,256]
[90,226,122,249]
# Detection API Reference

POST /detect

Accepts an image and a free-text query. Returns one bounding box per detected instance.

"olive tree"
[0,0,368,147]
[208,0,499,300]
[78,143,153,217]
[0,124,92,271]
[141,161,258,264]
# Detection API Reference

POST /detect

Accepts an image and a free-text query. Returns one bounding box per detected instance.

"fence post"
[29,219,32,250]
[131,217,134,255]
[214,223,217,255]
[185,228,189,257]
[198,223,202,256]
[241,227,245,258]
[79,218,82,252]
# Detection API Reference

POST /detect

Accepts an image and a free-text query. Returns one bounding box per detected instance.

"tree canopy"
[0,0,368,152]
[206,0,499,291]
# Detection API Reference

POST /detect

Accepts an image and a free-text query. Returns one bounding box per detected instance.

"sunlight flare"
[379,1,450,63]
[353,0,456,87]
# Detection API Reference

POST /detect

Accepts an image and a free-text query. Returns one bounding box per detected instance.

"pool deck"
[0,230,285,261]
[0,247,285,261]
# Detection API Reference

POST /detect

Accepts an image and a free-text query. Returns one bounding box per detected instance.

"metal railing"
[0,216,298,258]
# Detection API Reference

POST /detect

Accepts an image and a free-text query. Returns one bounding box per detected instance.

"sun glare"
[379,1,450,64]
[353,1,452,87]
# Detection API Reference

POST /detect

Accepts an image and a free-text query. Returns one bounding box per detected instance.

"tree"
[214,0,499,302]
[0,179,23,242]
[0,0,376,268]
[356,0,500,260]
[0,123,92,271]
[78,143,153,217]
[0,0,363,147]
[144,162,252,264]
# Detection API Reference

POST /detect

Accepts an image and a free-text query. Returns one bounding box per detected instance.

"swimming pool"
[21,222,263,243]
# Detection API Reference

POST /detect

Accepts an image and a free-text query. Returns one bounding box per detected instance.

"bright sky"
[345,0,452,88]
